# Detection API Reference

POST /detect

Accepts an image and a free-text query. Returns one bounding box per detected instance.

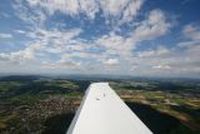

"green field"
[0,76,199,134]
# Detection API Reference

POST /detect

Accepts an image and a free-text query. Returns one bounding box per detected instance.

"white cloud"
[152,65,171,70]
[3,0,199,77]
[27,0,96,18]
[96,9,171,59]
[13,0,47,27]
[177,40,199,48]
[120,0,144,24]
[0,27,83,64]
[79,0,99,19]
[25,28,83,55]
[130,41,200,77]
[183,24,200,41]
[103,58,119,66]
[0,33,13,39]
[27,28,82,42]
[97,32,129,56]
[137,46,170,58]
[1,1,175,76]
[20,0,144,25]
[42,52,82,70]
[99,0,129,17]
[177,24,200,50]
[0,12,11,18]
[14,30,26,34]
[0,43,42,64]
[43,0,80,16]
[42,61,81,69]
[133,9,171,41]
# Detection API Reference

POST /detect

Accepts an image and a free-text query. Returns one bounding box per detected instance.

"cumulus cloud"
[96,32,130,56]
[120,0,144,24]
[133,9,171,41]
[0,43,42,64]
[183,24,200,41]
[0,33,13,39]
[98,0,144,24]
[14,30,26,34]
[152,65,171,70]
[137,46,170,58]
[42,61,81,69]
[42,52,82,70]
[25,28,83,55]
[79,0,99,19]
[131,41,200,77]
[103,58,119,66]
[1,1,173,76]
[1,0,199,77]
[0,27,83,65]
[27,28,82,44]
[13,0,47,27]
[97,9,171,58]
[18,0,144,25]
[11,1,171,65]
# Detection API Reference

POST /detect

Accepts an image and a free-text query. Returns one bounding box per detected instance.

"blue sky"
[0,0,200,78]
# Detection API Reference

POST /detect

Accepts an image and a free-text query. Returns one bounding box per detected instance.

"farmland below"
[0,75,199,134]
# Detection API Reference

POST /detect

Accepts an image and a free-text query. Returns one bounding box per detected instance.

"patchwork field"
[0,76,199,134]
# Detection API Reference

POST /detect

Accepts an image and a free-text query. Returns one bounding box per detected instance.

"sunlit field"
[0,76,199,134]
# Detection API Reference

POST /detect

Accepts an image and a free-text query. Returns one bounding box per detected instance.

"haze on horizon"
[0,0,200,78]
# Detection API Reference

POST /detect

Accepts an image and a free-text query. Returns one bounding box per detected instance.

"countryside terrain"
[0,75,199,134]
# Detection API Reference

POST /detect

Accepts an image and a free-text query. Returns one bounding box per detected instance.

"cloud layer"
[0,0,200,78]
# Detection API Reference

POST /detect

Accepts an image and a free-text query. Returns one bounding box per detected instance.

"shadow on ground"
[126,102,196,134]
[170,104,200,130]
[42,102,196,134]
[42,113,74,134]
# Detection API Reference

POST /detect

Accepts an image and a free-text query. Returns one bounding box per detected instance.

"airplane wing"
[66,82,153,134]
